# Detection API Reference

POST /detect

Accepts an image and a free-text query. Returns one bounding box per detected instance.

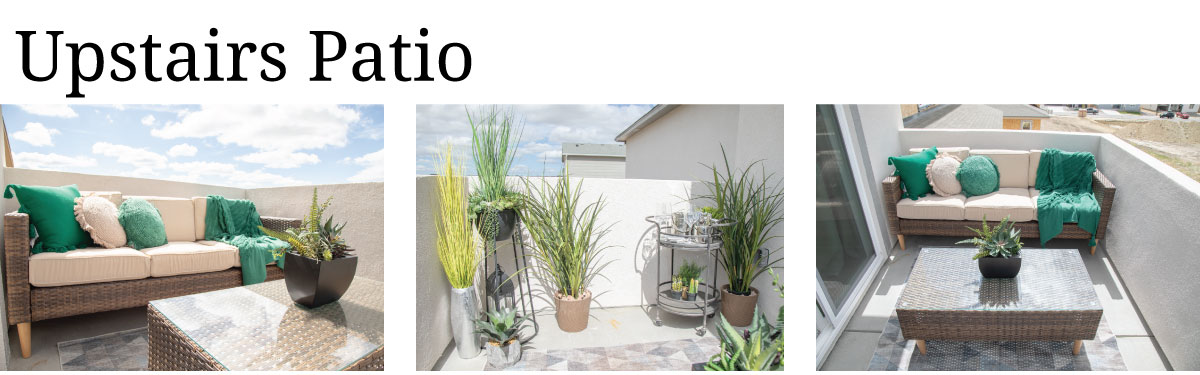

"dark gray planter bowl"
[978,255,1021,278]
[283,252,358,308]
[478,208,518,241]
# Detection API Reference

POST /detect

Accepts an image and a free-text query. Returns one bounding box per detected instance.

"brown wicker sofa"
[883,148,1115,255]
[3,194,299,358]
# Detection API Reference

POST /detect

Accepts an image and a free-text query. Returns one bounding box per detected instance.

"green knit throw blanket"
[204,195,288,285]
[1035,148,1100,246]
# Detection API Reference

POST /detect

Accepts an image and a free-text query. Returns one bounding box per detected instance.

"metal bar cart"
[644,215,728,336]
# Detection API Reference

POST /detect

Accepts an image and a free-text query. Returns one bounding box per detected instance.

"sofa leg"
[1090,245,1096,255]
[897,235,906,251]
[17,322,30,358]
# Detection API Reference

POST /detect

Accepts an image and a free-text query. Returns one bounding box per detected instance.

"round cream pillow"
[74,193,127,248]
[926,154,963,196]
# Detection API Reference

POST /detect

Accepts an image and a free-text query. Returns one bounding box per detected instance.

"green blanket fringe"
[1035,148,1100,247]
[204,195,288,285]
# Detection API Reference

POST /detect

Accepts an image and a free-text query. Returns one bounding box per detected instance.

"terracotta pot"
[720,284,759,326]
[554,290,592,332]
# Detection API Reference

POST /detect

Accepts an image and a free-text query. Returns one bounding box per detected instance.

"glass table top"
[149,277,384,371]
[897,248,1101,312]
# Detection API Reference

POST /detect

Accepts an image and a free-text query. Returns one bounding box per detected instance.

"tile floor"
[819,236,1171,371]
[6,307,147,371]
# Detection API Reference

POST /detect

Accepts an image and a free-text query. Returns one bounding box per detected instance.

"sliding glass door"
[815,105,884,367]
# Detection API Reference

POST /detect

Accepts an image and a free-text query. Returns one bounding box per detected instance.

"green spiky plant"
[468,105,525,216]
[259,188,351,261]
[698,146,784,296]
[958,215,1023,260]
[706,269,785,371]
[519,168,614,300]
[473,306,530,345]
[677,260,705,283]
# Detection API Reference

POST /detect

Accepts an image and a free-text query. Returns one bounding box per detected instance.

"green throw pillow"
[3,184,92,254]
[118,198,168,250]
[957,155,1001,197]
[888,147,938,200]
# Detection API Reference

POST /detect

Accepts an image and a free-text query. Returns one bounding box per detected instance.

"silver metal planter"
[486,339,522,369]
[450,286,482,358]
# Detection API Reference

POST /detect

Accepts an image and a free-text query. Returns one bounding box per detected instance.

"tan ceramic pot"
[554,290,592,332]
[720,284,759,327]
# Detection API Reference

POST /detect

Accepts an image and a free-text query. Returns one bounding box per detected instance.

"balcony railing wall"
[893,129,1200,370]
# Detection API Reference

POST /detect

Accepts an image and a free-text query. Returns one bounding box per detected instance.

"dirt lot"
[1043,116,1200,182]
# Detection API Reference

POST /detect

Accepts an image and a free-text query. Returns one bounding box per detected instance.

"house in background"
[614,104,784,182]
[992,104,1049,130]
[1097,104,1142,113]
[903,104,1047,130]
[1142,104,1200,113]
[560,143,625,178]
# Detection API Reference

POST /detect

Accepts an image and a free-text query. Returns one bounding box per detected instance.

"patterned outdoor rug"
[58,327,148,371]
[485,336,719,371]
[868,314,1125,370]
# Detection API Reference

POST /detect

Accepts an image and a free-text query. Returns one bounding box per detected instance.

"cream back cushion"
[192,197,208,240]
[79,191,123,207]
[125,196,196,242]
[925,154,963,196]
[910,147,970,162]
[74,194,127,248]
[1028,149,1042,187]
[969,150,1030,188]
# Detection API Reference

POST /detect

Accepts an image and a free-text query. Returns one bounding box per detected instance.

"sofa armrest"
[5,213,31,325]
[1092,169,1116,240]
[260,216,302,232]
[882,176,902,235]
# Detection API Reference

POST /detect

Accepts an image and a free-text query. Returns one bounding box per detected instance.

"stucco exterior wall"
[413,176,456,370]
[623,105,741,181]
[245,182,385,282]
[845,105,904,252]
[899,128,1102,155]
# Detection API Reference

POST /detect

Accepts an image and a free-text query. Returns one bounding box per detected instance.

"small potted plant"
[957,215,1024,278]
[474,306,528,369]
[260,188,357,308]
[677,260,705,301]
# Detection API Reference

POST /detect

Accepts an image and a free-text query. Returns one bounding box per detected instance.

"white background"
[0,0,800,370]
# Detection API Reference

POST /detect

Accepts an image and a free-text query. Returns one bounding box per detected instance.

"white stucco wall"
[245,182,385,282]
[844,105,904,251]
[898,128,1102,155]
[623,105,742,181]
[414,175,786,367]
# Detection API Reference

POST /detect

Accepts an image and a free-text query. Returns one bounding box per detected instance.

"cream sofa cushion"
[896,194,966,220]
[126,196,195,242]
[79,191,123,207]
[964,188,1036,222]
[969,150,1030,188]
[141,241,238,277]
[192,197,207,240]
[29,247,150,287]
[910,147,970,161]
[1028,149,1042,187]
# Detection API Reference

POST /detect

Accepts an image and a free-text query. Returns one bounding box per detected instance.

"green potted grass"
[429,144,486,358]
[699,146,784,326]
[520,168,613,332]
[259,188,356,308]
[958,215,1024,278]
[468,106,525,242]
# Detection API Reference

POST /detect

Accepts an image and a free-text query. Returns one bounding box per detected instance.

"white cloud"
[13,152,97,170]
[167,143,198,157]
[235,150,320,169]
[92,142,168,170]
[168,161,311,188]
[347,149,384,182]
[141,115,156,126]
[16,104,78,118]
[12,122,61,147]
[151,104,360,152]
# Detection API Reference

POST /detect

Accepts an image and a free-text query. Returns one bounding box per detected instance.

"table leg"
[915,339,926,355]
[1073,340,1083,355]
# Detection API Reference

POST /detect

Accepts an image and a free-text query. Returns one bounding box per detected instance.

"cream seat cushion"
[910,147,970,161]
[141,241,238,277]
[29,247,150,287]
[969,150,1030,189]
[964,188,1036,222]
[1029,188,1040,217]
[896,194,966,220]
[126,196,195,242]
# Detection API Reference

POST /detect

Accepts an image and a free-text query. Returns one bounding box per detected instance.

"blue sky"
[1,104,383,188]
[415,104,653,175]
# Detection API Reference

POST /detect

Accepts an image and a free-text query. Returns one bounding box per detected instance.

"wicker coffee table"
[147,277,383,370]
[896,248,1101,356]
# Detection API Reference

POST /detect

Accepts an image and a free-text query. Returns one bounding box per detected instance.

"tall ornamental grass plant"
[700,146,784,295]
[468,106,524,214]
[435,144,480,289]
[520,170,613,299]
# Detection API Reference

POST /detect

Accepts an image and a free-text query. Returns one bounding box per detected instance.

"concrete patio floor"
[6,306,147,371]
[434,305,726,370]
[820,235,1172,371]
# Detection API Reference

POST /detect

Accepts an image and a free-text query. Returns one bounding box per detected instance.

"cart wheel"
[696,327,706,336]
[654,320,663,327]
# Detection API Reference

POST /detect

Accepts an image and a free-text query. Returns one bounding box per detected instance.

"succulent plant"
[957,215,1023,260]
[259,188,352,261]
[473,306,529,345]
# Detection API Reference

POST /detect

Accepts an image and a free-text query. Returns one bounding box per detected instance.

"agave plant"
[705,307,783,371]
[473,306,530,345]
[958,215,1023,260]
[259,188,351,261]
